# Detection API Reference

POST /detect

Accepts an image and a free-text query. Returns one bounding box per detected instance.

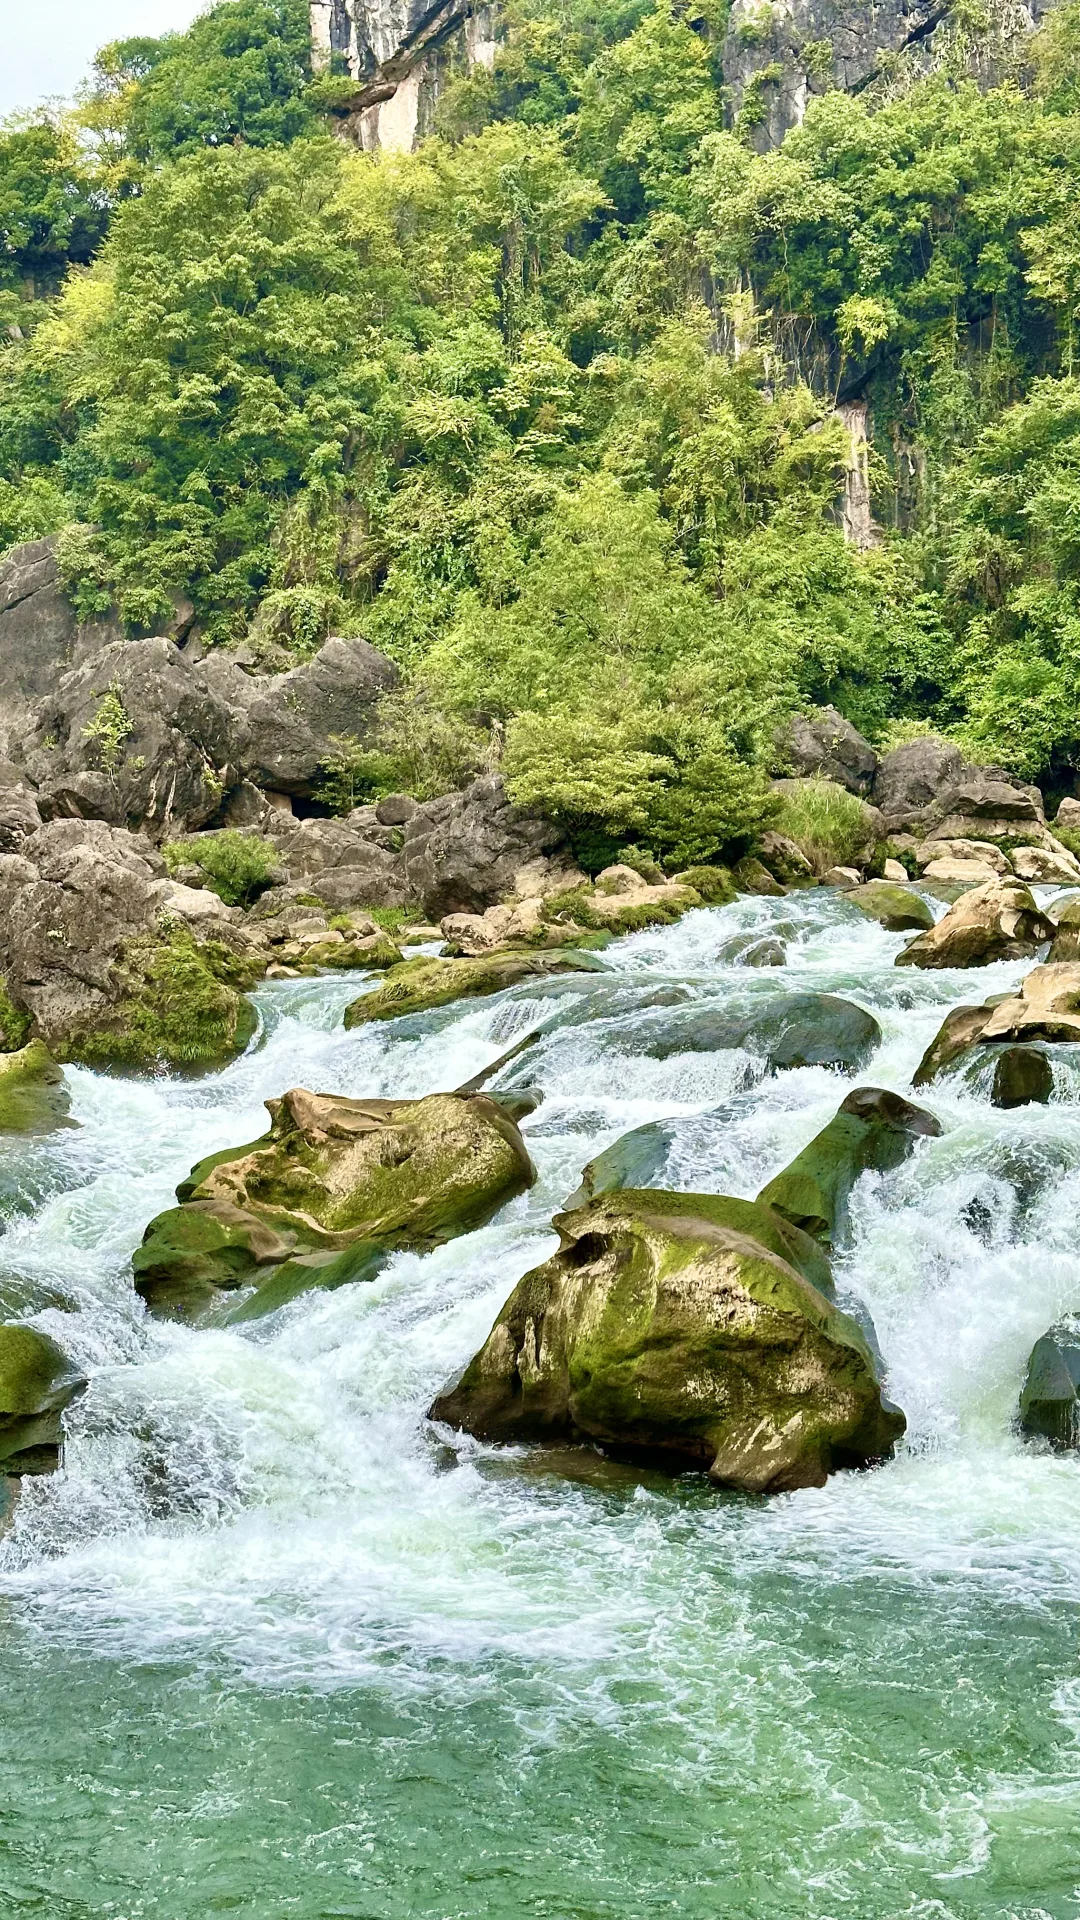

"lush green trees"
[8,0,1080,856]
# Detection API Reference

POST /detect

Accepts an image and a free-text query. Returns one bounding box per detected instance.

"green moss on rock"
[430,1188,904,1494]
[846,881,934,933]
[134,1086,537,1323]
[757,1087,941,1245]
[0,1041,73,1135]
[62,925,260,1073]
[670,866,738,905]
[0,1324,85,1474]
[343,948,608,1028]
[0,978,31,1053]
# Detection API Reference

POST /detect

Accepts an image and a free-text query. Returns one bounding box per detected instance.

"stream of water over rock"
[2,888,1080,1918]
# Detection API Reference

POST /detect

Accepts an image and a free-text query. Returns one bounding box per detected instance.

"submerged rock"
[758,1087,941,1245]
[716,930,787,967]
[0,1324,85,1475]
[343,948,608,1027]
[636,992,881,1074]
[846,881,934,933]
[1018,1327,1080,1448]
[429,1189,904,1493]
[895,879,1054,970]
[0,1041,73,1134]
[134,1086,536,1322]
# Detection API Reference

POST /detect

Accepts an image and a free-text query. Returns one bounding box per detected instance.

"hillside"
[2,0,1080,865]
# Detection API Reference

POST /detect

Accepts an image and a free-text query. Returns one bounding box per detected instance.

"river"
[1,887,1079,1919]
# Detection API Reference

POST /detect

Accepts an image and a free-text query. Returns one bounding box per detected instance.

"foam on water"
[3,891,1080,1917]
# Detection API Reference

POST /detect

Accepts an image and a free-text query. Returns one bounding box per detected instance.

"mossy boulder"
[343,948,608,1028]
[637,992,881,1074]
[1049,897,1080,963]
[134,1086,536,1322]
[757,1086,941,1246]
[61,926,260,1073]
[429,1189,903,1494]
[670,865,738,905]
[732,855,785,897]
[1018,1327,1080,1448]
[0,1041,73,1134]
[564,1119,678,1210]
[895,879,1054,970]
[286,931,403,971]
[846,881,934,933]
[0,1324,85,1475]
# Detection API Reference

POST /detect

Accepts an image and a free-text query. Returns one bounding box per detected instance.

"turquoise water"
[2,891,1080,1920]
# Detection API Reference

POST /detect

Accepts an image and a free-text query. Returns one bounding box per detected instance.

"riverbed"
[2,888,1079,1919]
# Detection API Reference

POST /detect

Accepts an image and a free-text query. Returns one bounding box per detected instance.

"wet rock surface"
[430,1187,904,1493]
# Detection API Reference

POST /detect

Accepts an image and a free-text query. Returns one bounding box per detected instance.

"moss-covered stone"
[895,880,1055,970]
[991,1045,1053,1108]
[846,881,934,933]
[134,1086,537,1322]
[732,855,785,897]
[1049,897,1080,963]
[912,1003,995,1086]
[60,926,260,1073]
[292,931,403,971]
[0,977,31,1052]
[670,865,738,905]
[343,948,608,1028]
[0,1324,85,1474]
[0,1041,73,1135]
[542,885,699,935]
[429,1189,903,1494]
[757,1087,941,1245]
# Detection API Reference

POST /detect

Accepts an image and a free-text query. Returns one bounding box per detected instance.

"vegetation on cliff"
[5,0,1080,858]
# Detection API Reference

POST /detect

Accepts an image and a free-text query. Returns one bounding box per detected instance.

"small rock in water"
[1019,1328,1080,1447]
[991,1045,1053,1109]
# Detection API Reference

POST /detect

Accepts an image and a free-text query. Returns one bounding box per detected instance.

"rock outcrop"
[894,879,1054,970]
[133,1085,536,1321]
[0,537,128,755]
[429,1188,905,1493]
[402,775,578,920]
[778,706,877,794]
[0,819,263,1070]
[201,637,398,799]
[311,0,497,152]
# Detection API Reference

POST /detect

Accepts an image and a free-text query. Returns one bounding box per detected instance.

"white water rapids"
[2,887,1080,1920]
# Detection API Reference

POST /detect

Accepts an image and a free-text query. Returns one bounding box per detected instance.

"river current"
[2,887,1080,1919]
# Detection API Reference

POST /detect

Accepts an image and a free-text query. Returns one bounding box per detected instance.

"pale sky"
[0,0,207,117]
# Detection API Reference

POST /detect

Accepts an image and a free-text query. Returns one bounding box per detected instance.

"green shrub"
[163,831,279,907]
[770,779,878,876]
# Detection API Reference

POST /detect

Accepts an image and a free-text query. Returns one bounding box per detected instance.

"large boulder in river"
[778,706,877,795]
[199,637,399,798]
[133,1086,536,1322]
[1018,1326,1080,1448]
[634,992,882,1074]
[757,1087,941,1246]
[344,948,609,1027]
[0,1324,85,1475]
[894,879,1054,970]
[20,637,236,837]
[0,819,263,1070]
[429,1189,904,1493]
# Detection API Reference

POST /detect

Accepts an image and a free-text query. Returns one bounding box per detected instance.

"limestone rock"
[402,775,574,921]
[823,865,862,889]
[882,858,909,883]
[264,812,408,910]
[980,963,1080,1044]
[756,831,815,884]
[912,1003,997,1086]
[429,1189,904,1493]
[0,1324,85,1475]
[0,536,129,755]
[757,1086,941,1246]
[920,858,1006,886]
[201,636,399,798]
[895,879,1054,970]
[873,737,966,821]
[733,854,785,896]
[344,947,609,1026]
[1055,798,1080,834]
[914,837,1011,875]
[133,1086,536,1322]
[1012,845,1080,885]
[846,881,933,932]
[778,706,877,795]
[1049,896,1080,963]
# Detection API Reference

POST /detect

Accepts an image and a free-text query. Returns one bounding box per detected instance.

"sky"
[0,0,205,117]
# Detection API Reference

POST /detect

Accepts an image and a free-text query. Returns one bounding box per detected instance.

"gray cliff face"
[311,0,497,150]
[723,0,1048,151]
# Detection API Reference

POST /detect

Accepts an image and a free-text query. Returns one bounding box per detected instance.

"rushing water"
[2,889,1080,1919]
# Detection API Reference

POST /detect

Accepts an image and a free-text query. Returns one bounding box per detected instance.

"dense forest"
[2,0,1079,866]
